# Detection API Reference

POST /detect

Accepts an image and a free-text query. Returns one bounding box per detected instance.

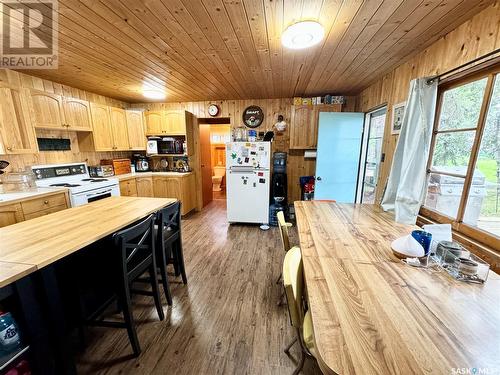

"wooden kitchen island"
[0,196,176,373]
[294,201,500,375]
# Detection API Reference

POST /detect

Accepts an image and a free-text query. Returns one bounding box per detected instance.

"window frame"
[420,63,500,251]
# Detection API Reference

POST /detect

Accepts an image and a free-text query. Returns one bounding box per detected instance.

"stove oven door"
[70,185,120,207]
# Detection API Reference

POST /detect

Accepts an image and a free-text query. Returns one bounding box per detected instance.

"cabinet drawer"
[119,179,138,196]
[21,193,68,214]
[23,204,67,220]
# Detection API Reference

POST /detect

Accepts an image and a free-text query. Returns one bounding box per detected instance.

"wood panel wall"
[357,1,500,203]
[132,98,356,202]
[0,69,132,170]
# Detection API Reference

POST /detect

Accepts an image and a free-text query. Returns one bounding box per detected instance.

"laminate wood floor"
[76,200,322,374]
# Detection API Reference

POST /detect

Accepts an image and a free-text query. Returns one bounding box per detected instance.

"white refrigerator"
[226,141,271,225]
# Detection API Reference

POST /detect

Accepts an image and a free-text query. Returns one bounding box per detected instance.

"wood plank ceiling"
[3,0,495,102]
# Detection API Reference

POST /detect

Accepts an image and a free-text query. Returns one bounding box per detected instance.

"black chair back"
[156,202,181,244]
[113,214,155,280]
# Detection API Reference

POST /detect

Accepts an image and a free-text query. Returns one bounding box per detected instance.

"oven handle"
[85,188,113,198]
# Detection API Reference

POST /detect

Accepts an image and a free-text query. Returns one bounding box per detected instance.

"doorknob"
[316,176,322,181]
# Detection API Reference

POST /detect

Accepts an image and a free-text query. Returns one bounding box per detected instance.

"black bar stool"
[155,201,187,305]
[84,213,164,357]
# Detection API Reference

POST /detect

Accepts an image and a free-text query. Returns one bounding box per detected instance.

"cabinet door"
[62,98,92,131]
[165,178,182,200]
[125,110,146,150]
[90,103,114,151]
[0,87,37,154]
[109,107,130,150]
[289,106,317,149]
[0,203,24,228]
[164,110,186,134]
[180,174,196,215]
[144,111,164,135]
[30,91,65,129]
[136,177,153,197]
[119,178,138,196]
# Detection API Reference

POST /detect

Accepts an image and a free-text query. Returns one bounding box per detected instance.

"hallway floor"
[76,200,321,374]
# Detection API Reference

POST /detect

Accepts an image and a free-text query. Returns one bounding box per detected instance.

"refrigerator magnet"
[258,172,263,176]
[259,178,265,183]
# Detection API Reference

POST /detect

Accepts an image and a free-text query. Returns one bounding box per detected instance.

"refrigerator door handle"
[230,166,254,173]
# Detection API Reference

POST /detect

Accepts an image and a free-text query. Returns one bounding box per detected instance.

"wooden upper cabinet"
[30,91,65,129]
[62,98,92,131]
[125,110,146,150]
[144,111,163,135]
[164,110,186,134]
[289,104,342,149]
[109,107,130,150]
[89,103,114,151]
[0,86,38,154]
[144,110,186,135]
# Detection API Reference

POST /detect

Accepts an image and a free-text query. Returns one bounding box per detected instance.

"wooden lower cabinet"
[0,192,69,228]
[119,178,138,197]
[0,203,25,227]
[152,174,196,215]
[136,177,153,197]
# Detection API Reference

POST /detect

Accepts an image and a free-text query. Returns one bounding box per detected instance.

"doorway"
[357,107,387,204]
[199,122,231,207]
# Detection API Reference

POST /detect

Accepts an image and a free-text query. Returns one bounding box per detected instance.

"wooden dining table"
[294,201,500,375]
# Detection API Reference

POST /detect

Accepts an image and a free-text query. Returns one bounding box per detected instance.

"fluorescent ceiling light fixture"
[281,21,324,49]
[142,89,166,100]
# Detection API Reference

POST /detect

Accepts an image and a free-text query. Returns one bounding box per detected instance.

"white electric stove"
[31,162,120,207]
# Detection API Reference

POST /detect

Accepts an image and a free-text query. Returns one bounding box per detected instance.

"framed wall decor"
[242,106,264,128]
[391,101,406,135]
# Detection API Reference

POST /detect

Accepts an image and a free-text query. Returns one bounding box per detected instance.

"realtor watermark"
[452,368,497,375]
[0,0,58,69]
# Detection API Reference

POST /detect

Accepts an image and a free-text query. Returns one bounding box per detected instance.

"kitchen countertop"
[115,171,193,180]
[0,186,68,206]
[0,196,176,287]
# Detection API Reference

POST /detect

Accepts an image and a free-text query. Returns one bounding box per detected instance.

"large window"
[422,64,500,249]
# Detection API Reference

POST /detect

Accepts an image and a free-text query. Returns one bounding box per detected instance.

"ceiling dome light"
[281,21,324,50]
[143,89,166,100]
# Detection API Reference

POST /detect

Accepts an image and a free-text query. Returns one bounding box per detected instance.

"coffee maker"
[133,154,150,172]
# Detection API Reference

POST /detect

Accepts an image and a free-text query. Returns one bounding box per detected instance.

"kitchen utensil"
[0,169,36,192]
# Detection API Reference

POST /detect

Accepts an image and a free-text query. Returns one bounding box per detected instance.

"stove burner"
[81,178,108,182]
[50,183,81,187]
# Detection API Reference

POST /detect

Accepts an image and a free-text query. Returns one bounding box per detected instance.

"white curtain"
[381,78,438,224]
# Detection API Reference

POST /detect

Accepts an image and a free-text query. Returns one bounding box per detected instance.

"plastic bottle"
[0,312,22,356]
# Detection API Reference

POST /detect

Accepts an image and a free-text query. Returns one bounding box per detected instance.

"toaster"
[88,165,114,178]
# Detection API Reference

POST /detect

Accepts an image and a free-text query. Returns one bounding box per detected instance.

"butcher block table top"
[294,201,500,375]
[0,196,176,287]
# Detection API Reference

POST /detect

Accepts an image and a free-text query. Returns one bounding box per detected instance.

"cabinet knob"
[44,200,49,204]
[6,146,12,151]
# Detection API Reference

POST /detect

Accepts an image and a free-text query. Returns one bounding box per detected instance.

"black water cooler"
[269,152,288,226]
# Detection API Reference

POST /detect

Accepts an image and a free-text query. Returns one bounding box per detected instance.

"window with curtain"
[421,64,500,249]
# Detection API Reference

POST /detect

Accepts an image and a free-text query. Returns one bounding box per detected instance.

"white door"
[227,169,270,224]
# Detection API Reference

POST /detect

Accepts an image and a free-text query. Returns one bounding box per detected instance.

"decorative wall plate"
[242,105,264,128]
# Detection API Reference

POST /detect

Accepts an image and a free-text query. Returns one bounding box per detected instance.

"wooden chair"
[85,214,164,357]
[282,247,317,374]
[276,211,298,305]
[155,201,187,306]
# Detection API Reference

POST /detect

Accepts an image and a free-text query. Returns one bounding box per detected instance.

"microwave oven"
[147,136,186,155]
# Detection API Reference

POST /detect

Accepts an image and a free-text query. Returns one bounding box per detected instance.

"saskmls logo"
[0,0,58,69]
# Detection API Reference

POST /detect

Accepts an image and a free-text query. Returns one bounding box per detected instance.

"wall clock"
[208,104,219,117]
[242,106,264,128]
